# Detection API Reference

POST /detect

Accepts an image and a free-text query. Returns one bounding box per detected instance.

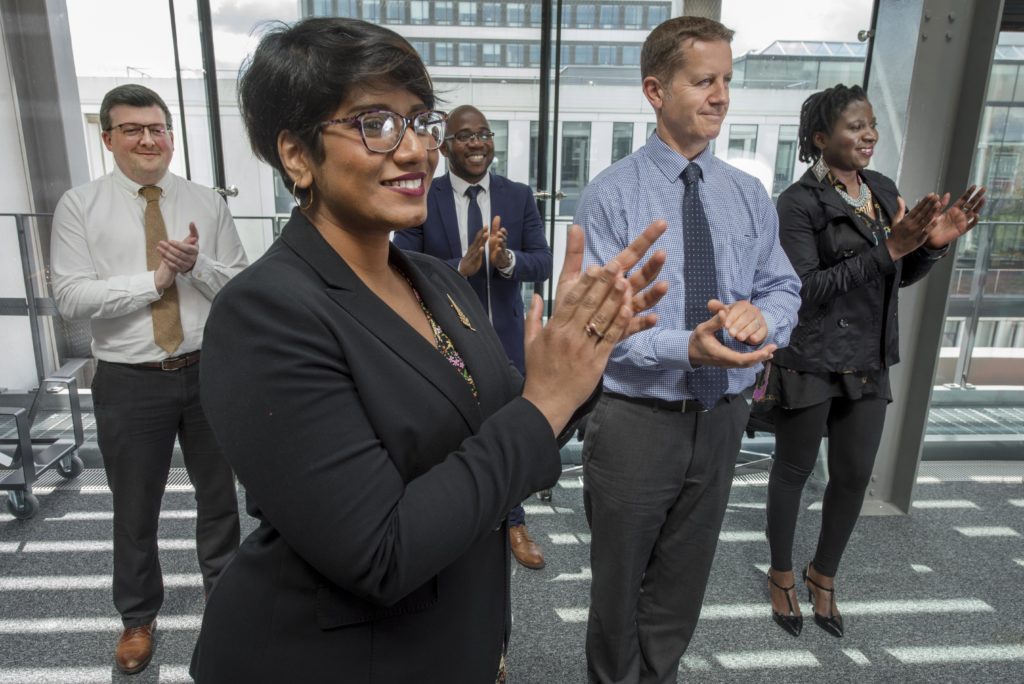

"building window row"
[306,1,671,30]
[409,40,642,68]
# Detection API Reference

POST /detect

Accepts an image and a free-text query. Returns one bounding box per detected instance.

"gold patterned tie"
[140,185,184,355]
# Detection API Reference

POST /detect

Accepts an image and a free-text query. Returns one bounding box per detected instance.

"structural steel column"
[862,0,1003,514]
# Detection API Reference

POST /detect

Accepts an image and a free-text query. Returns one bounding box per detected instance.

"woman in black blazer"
[763,84,984,639]
[189,18,668,683]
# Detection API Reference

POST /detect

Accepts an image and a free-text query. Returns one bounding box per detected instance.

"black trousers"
[766,395,887,577]
[583,393,749,684]
[93,360,240,627]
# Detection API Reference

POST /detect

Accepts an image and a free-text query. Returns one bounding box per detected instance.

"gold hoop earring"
[291,182,314,211]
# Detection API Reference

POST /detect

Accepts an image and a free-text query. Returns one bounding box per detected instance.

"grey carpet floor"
[1,463,1022,683]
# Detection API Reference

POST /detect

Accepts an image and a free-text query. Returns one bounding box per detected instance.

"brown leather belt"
[127,350,201,371]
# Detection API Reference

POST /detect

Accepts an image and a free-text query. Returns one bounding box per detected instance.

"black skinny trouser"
[766,395,887,577]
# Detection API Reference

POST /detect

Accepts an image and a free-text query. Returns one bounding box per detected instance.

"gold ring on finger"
[584,322,604,340]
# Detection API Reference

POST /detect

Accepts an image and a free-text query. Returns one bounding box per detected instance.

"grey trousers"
[583,393,749,684]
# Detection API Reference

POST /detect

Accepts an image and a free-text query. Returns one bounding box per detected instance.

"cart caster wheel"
[5,492,40,520]
[56,454,84,480]
[537,489,552,502]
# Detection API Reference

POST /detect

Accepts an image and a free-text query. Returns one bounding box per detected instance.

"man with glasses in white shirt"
[51,84,247,675]
[394,104,553,570]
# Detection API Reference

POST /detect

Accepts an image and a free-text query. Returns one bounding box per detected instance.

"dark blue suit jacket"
[394,172,552,372]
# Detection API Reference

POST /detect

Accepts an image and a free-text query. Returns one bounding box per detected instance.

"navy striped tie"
[682,163,728,409]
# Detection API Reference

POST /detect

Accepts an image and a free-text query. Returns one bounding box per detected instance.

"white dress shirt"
[448,172,515,276]
[51,166,248,363]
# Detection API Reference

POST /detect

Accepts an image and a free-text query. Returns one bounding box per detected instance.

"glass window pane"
[647,4,669,28]
[599,5,618,29]
[409,0,430,24]
[529,3,543,27]
[624,5,643,29]
[459,42,476,65]
[576,4,596,28]
[483,43,501,66]
[611,122,633,163]
[507,3,526,27]
[574,45,594,65]
[435,42,454,66]
[434,1,453,24]
[772,125,799,198]
[458,1,477,24]
[490,120,509,177]
[558,121,591,217]
[482,2,501,26]
[728,124,758,160]
[361,1,381,22]
[385,1,406,23]
[989,63,1018,101]
[507,44,525,67]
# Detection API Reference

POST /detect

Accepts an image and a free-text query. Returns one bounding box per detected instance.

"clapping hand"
[154,222,200,290]
[689,300,776,369]
[886,194,943,261]
[926,185,986,249]
[522,221,669,434]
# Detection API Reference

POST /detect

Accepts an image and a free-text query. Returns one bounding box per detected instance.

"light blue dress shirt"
[576,134,801,402]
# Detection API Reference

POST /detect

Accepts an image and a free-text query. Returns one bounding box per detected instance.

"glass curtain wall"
[926,33,1024,458]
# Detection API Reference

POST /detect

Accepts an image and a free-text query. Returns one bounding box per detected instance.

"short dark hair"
[100,84,172,131]
[797,84,869,163]
[641,15,734,85]
[238,17,435,191]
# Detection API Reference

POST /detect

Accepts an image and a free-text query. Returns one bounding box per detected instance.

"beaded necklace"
[834,178,872,210]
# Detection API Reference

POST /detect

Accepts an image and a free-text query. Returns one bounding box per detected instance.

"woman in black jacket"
[763,84,985,638]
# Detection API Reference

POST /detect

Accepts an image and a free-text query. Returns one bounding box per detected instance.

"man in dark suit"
[393,104,553,569]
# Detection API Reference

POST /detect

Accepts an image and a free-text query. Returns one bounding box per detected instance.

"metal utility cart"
[1,361,88,519]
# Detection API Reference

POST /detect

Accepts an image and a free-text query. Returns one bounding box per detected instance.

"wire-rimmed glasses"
[106,123,172,139]
[319,109,447,153]
[444,130,495,144]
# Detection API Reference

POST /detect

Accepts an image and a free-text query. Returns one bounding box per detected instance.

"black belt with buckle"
[123,350,201,371]
[603,391,730,413]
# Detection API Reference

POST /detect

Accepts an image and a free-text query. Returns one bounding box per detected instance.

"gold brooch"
[447,294,476,331]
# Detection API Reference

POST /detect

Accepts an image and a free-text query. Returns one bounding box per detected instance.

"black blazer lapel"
[281,213,483,433]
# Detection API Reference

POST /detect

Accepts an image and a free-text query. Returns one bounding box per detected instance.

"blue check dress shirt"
[576,134,801,403]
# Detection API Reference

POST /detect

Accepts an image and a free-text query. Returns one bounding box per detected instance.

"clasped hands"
[154,222,200,290]
[886,185,987,261]
[458,216,511,276]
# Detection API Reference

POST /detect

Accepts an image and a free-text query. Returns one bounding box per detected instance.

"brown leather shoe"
[115,620,156,675]
[509,524,545,569]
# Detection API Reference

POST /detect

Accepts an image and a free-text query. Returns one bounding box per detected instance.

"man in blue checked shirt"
[576,16,801,684]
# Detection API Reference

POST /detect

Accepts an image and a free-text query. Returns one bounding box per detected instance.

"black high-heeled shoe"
[767,569,803,637]
[803,563,844,637]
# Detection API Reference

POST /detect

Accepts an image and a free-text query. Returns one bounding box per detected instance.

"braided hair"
[797,84,869,163]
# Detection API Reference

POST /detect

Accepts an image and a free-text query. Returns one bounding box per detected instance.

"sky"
[65,0,875,78]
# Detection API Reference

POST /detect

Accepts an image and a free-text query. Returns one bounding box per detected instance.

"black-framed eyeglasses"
[444,130,495,144]
[319,109,447,153]
[105,123,172,139]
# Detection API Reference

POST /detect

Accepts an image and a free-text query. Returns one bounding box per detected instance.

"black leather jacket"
[773,168,943,373]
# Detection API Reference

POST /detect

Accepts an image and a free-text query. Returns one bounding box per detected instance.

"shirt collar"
[449,170,491,197]
[643,132,717,185]
[112,164,173,198]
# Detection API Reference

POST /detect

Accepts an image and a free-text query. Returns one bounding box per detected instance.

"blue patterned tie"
[682,163,728,409]
[465,185,484,246]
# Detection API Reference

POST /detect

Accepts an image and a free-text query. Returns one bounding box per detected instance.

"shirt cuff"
[186,252,212,283]
[497,250,516,278]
